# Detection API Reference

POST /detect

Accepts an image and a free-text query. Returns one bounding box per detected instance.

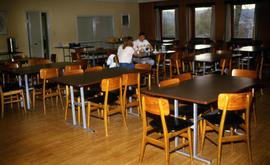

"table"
[84,49,109,66]
[53,67,148,129]
[142,74,257,164]
[55,45,94,62]
[234,46,261,69]
[0,62,77,109]
[0,51,23,59]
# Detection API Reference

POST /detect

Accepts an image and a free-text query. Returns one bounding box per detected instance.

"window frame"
[193,6,213,39]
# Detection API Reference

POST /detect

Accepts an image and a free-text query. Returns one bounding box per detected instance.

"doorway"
[26,11,49,58]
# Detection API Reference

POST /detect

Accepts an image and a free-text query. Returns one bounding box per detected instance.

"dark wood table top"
[142,74,257,105]
[52,67,147,88]
[0,62,77,75]
[0,51,23,56]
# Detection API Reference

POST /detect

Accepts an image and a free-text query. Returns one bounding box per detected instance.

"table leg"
[80,87,87,129]
[193,103,211,164]
[247,52,250,69]
[203,62,206,75]
[70,86,77,125]
[192,61,195,74]
[23,74,31,110]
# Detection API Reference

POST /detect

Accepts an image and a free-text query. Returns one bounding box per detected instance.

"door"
[26,11,49,58]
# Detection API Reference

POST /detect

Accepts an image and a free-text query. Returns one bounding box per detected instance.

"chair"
[216,50,232,75]
[134,63,151,89]
[32,68,64,114]
[232,69,257,125]
[122,72,141,116]
[63,68,84,124]
[64,65,81,72]
[71,52,81,62]
[1,84,26,118]
[201,92,252,165]
[85,66,103,73]
[153,53,166,84]
[51,54,56,63]
[27,58,51,66]
[166,51,182,78]
[87,76,126,136]
[175,72,192,82]
[139,94,193,165]
[2,62,19,84]
[158,78,180,88]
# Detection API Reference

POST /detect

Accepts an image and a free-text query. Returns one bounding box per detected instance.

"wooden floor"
[1,75,270,165]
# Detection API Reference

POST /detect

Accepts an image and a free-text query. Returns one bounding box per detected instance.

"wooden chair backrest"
[231,69,257,79]
[64,65,81,72]
[142,94,169,116]
[85,66,103,72]
[6,62,19,69]
[218,92,252,111]
[40,68,59,79]
[122,72,140,86]
[176,72,192,82]
[71,52,81,61]
[101,76,121,92]
[135,63,151,71]
[63,69,84,76]
[171,51,180,61]
[159,78,180,88]
[51,54,56,63]
[28,59,51,66]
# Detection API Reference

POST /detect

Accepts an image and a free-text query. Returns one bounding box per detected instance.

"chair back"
[159,78,180,88]
[28,59,51,66]
[64,65,81,72]
[122,72,140,86]
[101,76,122,92]
[40,68,59,79]
[51,54,56,63]
[135,63,151,71]
[141,94,169,116]
[85,66,103,72]
[71,52,81,62]
[231,69,257,79]
[6,62,19,69]
[176,72,192,82]
[218,92,252,111]
[64,68,84,76]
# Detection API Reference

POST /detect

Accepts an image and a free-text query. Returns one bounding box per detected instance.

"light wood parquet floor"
[0,73,270,165]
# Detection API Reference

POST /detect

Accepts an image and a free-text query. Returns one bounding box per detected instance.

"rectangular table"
[53,67,147,129]
[234,46,261,69]
[142,74,257,164]
[1,62,77,109]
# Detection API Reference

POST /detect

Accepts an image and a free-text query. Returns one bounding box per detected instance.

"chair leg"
[77,97,81,125]
[187,128,193,161]
[104,106,109,136]
[121,104,127,128]
[32,89,35,109]
[164,138,170,165]
[87,102,91,128]
[200,120,206,153]
[58,86,64,110]
[247,130,253,164]
[217,137,223,165]
[139,135,146,163]
[64,87,69,121]
[21,91,27,114]
[1,95,4,119]
[43,93,46,114]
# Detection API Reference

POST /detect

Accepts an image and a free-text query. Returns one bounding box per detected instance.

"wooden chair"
[134,63,151,90]
[1,84,26,118]
[63,68,84,124]
[122,72,141,116]
[32,68,64,114]
[232,69,257,125]
[27,58,51,66]
[64,65,81,72]
[153,53,166,84]
[51,54,56,63]
[85,66,103,73]
[87,76,126,136]
[215,50,232,75]
[175,72,192,82]
[159,78,180,88]
[201,92,252,165]
[71,52,81,62]
[166,51,182,78]
[2,62,19,84]
[139,94,193,165]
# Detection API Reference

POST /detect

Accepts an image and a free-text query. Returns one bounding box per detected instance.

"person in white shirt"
[133,32,155,66]
[106,53,118,68]
[117,36,135,69]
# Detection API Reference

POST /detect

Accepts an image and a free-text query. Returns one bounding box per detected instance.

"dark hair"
[139,32,146,36]
[123,36,133,49]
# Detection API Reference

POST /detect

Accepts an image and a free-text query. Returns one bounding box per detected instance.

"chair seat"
[88,91,119,104]
[2,83,23,92]
[33,82,58,90]
[149,115,193,132]
[202,109,245,128]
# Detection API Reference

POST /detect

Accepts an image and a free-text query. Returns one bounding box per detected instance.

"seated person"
[106,53,118,68]
[117,36,135,69]
[133,32,155,66]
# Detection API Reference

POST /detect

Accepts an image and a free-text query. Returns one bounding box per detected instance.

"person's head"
[138,32,146,42]
[123,36,133,49]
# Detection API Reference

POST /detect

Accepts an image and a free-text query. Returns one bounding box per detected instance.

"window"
[233,4,255,38]
[161,9,176,38]
[195,7,212,38]
[77,16,114,42]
